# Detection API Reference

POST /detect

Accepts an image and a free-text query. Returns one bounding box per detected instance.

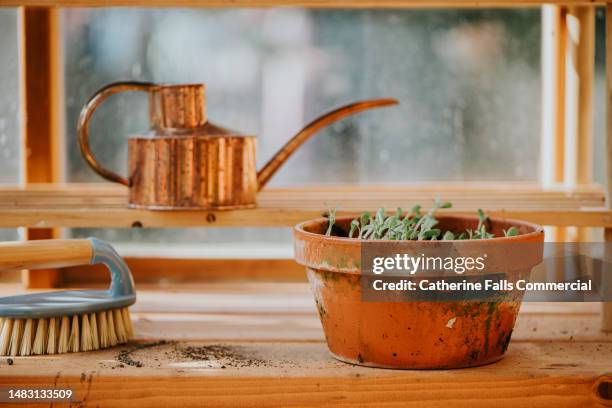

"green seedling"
[325,206,337,236]
[324,199,522,241]
[504,226,519,237]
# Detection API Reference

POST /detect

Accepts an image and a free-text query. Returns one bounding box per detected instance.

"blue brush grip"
[0,238,136,319]
[89,238,136,298]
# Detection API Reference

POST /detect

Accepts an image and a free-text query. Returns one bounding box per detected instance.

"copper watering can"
[78,81,398,210]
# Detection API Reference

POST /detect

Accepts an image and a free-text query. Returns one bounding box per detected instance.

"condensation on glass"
[64,8,542,184]
[0,8,21,243]
[62,8,543,248]
[593,7,606,186]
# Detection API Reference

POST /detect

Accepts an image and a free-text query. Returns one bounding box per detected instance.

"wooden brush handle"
[0,239,93,271]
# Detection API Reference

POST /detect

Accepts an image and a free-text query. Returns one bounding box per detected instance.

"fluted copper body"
[128,84,257,209]
[77,81,399,210]
[128,135,257,209]
[149,84,207,130]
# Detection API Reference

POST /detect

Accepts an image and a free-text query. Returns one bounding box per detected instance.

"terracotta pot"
[293,215,544,369]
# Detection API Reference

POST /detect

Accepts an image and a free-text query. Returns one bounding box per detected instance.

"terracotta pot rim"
[294,214,544,244]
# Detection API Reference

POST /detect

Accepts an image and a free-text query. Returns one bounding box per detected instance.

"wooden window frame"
[7,2,611,329]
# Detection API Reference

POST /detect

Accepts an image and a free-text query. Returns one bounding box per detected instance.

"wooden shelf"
[1,0,605,7]
[0,183,609,228]
[0,283,609,406]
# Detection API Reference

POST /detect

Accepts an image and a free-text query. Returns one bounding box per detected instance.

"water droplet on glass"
[132,63,142,76]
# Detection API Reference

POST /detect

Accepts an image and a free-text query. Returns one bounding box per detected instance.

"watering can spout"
[256,98,399,190]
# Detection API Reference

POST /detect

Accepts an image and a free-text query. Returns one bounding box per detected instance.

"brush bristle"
[113,309,127,343]
[47,317,58,355]
[0,307,133,356]
[80,314,92,352]
[9,319,23,356]
[0,318,13,355]
[68,315,80,353]
[57,316,70,354]
[32,318,47,355]
[98,310,109,349]
[90,313,99,350]
[19,319,34,356]
[106,310,118,347]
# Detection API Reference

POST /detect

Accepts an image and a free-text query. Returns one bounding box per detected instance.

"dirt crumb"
[176,344,271,368]
[109,341,277,369]
[116,340,172,368]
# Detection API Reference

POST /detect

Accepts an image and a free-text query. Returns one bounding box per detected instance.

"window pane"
[0,8,21,185]
[594,7,606,185]
[64,8,541,184]
[62,9,541,252]
[0,8,21,243]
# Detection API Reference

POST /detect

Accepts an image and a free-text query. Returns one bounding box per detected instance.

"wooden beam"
[0,183,606,208]
[564,6,595,187]
[564,6,595,243]
[61,258,305,284]
[603,229,612,332]
[0,0,606,7]
[541,6,595,243]
[1,342,609,407]
[541,6,568,243]
[20,7,63,288]
[541,5,566,187]
[570,7,595,185]
[0,183,607,227]
[603,3,612,333]
[0,207,609,228]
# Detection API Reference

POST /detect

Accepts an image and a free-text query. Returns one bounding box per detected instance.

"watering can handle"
[257,98,399,190]
[77,81,156,186]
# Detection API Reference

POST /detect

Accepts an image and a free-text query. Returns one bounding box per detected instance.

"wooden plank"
[540,5,566,186]
[1,207,612,228]
[127,311,610,342]
[61,258,305,284]
[564,6,595,243]
[3,281,600,316]
[0,340,609,382]
[20,7,62,288]
[0,368,609,408]
[0,0,606,8]
[21,8,62,186]
[0,284,608,406]
[3,182,605,193]
[0,284,609,406]
[603,3,612,333]
[566,6,595,186]
[0,183,609,227]
[131,312,325,341]
[0,183,606,208]
[604,228,612,332]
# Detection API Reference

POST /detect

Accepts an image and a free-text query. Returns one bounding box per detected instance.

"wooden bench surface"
[0,283,610,407]
[0,183,610,228]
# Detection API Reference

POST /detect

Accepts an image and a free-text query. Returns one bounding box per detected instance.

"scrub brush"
[0,238,136,356]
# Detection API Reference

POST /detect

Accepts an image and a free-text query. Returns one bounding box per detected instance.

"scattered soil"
[116,340,172,368]
[111,341,271,369]
[176,344,271,368]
